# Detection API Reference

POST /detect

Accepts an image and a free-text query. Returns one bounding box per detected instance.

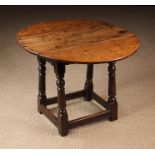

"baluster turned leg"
[54,62,68,136]
[108,62,118,121]
[84,64,94,101]
[37,56,47,114]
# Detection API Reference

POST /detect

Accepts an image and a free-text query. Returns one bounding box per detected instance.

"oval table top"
[17,19,140,64]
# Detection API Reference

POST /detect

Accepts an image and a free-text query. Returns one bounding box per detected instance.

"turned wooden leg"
[54,62,68,136]
[37,56,47,114]
[108,62,118,121]
[84,64,94,101]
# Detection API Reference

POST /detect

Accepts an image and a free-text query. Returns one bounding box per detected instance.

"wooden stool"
[17,19,140,136]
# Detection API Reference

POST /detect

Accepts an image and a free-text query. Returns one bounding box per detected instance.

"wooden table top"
[17,19,140,64]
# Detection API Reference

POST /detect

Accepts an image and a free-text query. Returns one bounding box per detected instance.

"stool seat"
[17,19,139,63]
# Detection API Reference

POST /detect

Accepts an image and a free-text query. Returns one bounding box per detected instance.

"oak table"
[17,19,140,136]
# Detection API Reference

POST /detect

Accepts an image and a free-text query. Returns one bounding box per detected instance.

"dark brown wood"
[107,62,118,121]
[69,110,110,129]
[84,64,94,101]
[46,90,84,105]
[40,104,58,127]
[37,56,46,114]
[17,19,140,64]
[53,62,68,136]
[92,92,109,109]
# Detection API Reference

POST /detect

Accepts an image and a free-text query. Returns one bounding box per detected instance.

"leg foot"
[37,103,43,114]
[108,96,118,121]
[58,109,68,136]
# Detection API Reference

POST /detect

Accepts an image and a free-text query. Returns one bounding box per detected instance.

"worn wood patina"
[17,19,139,64]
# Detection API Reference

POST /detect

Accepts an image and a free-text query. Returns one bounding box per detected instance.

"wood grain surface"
[17,19,140,63]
